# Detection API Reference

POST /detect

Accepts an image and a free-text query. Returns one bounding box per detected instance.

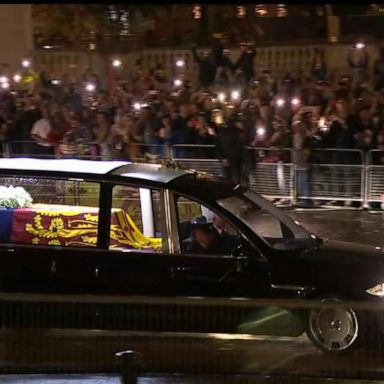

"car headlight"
[366,284,384,297]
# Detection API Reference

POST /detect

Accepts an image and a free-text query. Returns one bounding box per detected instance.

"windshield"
[217,190,320,251]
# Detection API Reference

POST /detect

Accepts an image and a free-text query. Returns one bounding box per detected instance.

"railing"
[245,147,294,202]
[365,149,384,206]
[2,141,384,208]
[303,148,365,204]
[171,144,225,178]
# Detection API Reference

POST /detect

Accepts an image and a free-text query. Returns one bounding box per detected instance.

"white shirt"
[31,118,51,146]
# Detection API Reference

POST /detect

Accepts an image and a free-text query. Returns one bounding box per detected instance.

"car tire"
[305,297,363,353]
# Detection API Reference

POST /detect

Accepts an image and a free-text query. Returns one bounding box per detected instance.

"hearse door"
[170,244,271,298]
[91,185,174,296]
[172,195,271,298]
[0,243,55,293]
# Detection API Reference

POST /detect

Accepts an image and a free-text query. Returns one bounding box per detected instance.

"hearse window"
[109,185,163,253]
[0,176,100,247]
[175,195,239,255]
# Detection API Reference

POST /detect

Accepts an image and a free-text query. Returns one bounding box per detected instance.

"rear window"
[0,176,100,248]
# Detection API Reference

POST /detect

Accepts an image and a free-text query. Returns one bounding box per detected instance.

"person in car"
[212,212,239,251]
[184,216,226,255]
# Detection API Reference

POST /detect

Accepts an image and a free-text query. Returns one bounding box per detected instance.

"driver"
[212,213,239,251]
[185,216,225,255]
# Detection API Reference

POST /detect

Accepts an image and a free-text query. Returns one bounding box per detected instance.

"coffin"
[0,204,162,250]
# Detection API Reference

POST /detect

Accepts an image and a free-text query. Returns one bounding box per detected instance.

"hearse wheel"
[306,298,361,353]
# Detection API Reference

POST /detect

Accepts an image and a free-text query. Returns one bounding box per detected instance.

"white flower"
[0,186,33,208]
[13,186,32,207]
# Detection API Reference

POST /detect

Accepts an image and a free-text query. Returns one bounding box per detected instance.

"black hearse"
[0,158,382,353]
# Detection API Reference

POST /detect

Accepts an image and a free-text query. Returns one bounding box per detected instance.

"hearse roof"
[0,158,190,183]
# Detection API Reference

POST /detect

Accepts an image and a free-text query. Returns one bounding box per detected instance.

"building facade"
[0,5,33,72]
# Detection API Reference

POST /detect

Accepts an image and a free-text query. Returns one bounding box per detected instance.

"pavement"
[1,207,384,383]
[1,374,384,384]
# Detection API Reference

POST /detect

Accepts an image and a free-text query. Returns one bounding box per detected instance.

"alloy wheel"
[308,299,359,352]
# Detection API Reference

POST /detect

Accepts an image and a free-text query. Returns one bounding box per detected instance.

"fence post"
[115,350,142,384]
[166,144,173,160]
[1,141,10,158]
[363,150,369,209]
[291,163,297,205]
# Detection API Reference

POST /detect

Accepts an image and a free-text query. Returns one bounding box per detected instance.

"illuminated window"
[276,4,287,17]
[193,4,202,19]
[236,5,246,18]
[119,11,130,36]
[255,4,269,17]
[367,4,380,14]
[108,5,118,21]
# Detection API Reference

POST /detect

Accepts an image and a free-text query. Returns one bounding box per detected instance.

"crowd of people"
[0,39,383,192]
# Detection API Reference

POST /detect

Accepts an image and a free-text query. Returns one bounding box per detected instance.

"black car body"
[0,158,383,353]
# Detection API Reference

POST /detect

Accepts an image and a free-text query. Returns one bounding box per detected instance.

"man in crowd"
[30,104,55,156]
[235,42,256,86]
[191,44,215,89]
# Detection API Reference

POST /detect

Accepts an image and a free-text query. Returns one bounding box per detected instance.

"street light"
[0,76,8,84]
[1,82,9,90]
[175,59,185,68]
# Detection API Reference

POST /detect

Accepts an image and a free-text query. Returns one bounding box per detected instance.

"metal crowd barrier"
[171,144,225,177]
[304,149,365,205]
[245,147,367,206]
[365,149,384,207]
[245,147,294,202]
[1,141,384,208]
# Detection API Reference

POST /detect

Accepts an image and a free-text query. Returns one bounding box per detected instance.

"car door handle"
[174,267,197,272]
[170,266,198,279]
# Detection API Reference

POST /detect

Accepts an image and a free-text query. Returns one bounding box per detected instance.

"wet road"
[289,207,384,246]
[0,208,384,382]
[0,374,380,384]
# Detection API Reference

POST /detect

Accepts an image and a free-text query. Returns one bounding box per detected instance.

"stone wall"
[33,41,382,86]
